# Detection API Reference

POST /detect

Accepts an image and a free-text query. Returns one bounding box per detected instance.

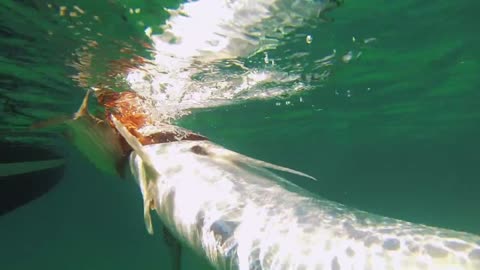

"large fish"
[104,91,480,270]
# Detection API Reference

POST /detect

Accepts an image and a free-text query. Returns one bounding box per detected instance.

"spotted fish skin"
[127,140,480,270]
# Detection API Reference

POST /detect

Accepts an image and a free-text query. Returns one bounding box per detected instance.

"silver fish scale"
[129,140,480,270]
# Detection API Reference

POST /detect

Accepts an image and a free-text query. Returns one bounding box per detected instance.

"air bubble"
[306,35,313,44]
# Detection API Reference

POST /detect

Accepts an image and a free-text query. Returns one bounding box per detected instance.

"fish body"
[118,126,480,270]
[82,90,480,270]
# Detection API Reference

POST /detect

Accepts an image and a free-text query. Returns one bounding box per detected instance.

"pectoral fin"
[30,90,91,131]
[111,116,155,169]
[144,198,154,235]
[134,156,155,234]
[131,152,157,234]
[111,115,159,233]
[207,144,317,181]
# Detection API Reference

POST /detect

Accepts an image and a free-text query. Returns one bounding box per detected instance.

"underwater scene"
[1,0,479,269]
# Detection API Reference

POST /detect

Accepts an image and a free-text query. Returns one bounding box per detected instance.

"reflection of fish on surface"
[29,90,128,177]
[99,90,480,270]
[64,90,128,177]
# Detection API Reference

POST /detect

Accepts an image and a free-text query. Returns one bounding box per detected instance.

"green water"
[1,0,479,269]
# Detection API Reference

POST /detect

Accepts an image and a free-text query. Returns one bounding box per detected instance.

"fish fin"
[136,156,154,234]
[208,145,317,181]
[111,115,159,178]
[30,90,93,130]
[144,197,154,235]
[73,89,93,119]
[111,115,155,168]
[112,115,160,233]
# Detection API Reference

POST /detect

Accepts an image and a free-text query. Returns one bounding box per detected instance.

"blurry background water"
[1,0,479,269]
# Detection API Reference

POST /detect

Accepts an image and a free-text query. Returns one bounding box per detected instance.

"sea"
[1,0,479,269]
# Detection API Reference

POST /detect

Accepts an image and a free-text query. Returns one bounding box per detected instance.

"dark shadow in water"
[0,141,65,215]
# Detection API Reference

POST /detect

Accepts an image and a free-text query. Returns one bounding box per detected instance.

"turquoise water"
[1,0,479,269]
